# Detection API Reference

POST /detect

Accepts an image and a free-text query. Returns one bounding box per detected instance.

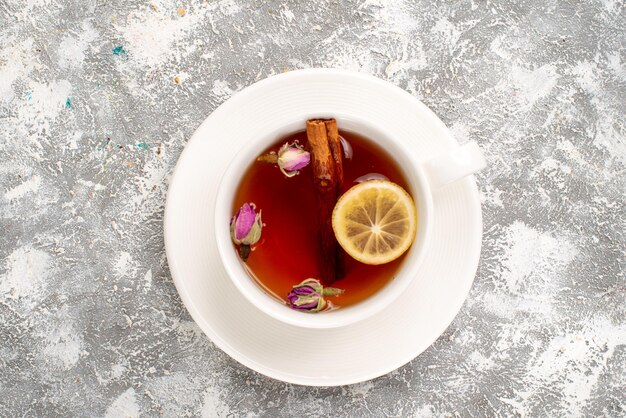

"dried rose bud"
[286,278,344,313]
[277,142,310,177]
[230,203,262,246]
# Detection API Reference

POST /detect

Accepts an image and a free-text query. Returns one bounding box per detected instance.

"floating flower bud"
[230,203,262,246]
[277,142,310,177]
[339,135,353,160]
[355,172,389,183]
[286,278,344,313]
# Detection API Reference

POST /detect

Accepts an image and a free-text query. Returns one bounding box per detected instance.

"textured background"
[1,0,625,416]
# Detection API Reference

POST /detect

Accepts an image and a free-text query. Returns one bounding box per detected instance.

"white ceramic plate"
[164,69,482,386]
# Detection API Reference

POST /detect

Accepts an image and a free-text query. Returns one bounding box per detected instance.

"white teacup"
[215,113,485,329]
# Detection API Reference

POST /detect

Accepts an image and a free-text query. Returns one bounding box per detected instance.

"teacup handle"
[423,141,486,189]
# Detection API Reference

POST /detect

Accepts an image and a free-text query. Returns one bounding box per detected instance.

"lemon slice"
[332,180,417,265]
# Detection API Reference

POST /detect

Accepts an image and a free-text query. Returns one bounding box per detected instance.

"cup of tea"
[214,113,485,329]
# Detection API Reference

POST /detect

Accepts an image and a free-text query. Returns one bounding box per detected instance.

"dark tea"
[232,128,411,309]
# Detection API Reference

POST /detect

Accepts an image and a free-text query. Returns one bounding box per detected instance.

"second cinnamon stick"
[324,119,344,192]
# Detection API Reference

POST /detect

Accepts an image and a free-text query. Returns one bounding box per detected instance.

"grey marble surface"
[1,0,625,416]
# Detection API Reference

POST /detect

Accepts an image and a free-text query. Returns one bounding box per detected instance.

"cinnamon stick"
[324,119,344,191]
[306,119,345,284]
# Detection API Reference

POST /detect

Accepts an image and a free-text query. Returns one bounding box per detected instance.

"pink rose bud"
[277,142,310,177]
[230,203,262,246]
[286,278,344,313]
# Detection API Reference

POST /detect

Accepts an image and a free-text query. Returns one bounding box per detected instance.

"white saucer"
[164,69,482,386]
